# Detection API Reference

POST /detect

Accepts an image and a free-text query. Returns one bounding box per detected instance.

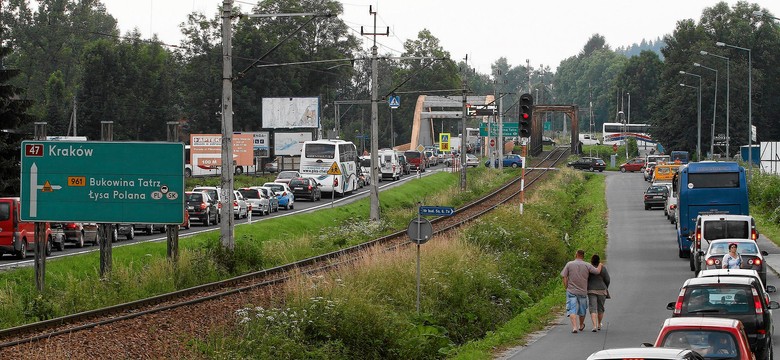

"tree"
[0,32,35,195]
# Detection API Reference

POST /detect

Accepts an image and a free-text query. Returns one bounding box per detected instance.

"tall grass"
[197,169,609,359]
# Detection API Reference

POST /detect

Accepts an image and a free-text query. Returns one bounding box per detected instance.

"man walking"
[561,249,603,333]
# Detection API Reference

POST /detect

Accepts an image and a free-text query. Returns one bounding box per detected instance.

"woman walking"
[587,254,610,332]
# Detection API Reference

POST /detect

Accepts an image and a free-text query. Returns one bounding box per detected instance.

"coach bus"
[602,122,654,147]
[670,150,690,164]
[673,161,748,259]
[300,139,359,195]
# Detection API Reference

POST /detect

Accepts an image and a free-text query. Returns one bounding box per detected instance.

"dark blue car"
[485,154,523,168]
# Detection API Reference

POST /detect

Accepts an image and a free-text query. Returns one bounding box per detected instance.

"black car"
[289,177,322,201]
[666,276,780,360]
[186,191,219,226]
[643,185,668,210]
[567,157,606,172]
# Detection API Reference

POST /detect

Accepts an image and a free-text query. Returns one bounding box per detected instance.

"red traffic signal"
[519,93,533,137]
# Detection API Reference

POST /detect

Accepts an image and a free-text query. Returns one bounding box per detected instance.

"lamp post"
[716,41,752,179]
[626,92,630,158]
[680,71,702,161]
[694,62,718,159]
[700,50,730,157]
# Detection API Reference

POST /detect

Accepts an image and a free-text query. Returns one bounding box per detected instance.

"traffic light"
[519,93,533,137]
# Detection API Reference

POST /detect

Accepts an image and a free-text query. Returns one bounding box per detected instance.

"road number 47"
[25,144,44,157]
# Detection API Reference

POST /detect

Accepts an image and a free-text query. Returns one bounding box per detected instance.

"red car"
[620,157,646,172]
[654,317,755,360]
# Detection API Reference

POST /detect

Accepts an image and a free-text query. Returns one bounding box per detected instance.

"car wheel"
[289,202,294,210]
[588,166,594,172]
[512,163,519,168]
[185,168,192,178]
[678,248,686,259]
[46,236,52,256]
[76,232,85,248]
[127,227,135,240]
[205,211,211,226]
[620,167,626,173]
[16,239,27,259]
[644,204,649,210]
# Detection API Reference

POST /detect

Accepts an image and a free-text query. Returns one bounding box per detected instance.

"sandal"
[571,329,578,333]
[579,324,585,332]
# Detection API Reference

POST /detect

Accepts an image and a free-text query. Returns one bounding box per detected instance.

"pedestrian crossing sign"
[388,95,400,109]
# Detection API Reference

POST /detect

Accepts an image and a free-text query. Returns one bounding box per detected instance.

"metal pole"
[166,121,180,262]
[390,108,394,148]
[695,63,718,159]
[33,122,47,292]
[416,202,422,313]
[220,0,235,249]
[99,121,114,277]
[716,42,751,178]
[697,78,702,161]
[362,6,387,222]
[460,79,467,190]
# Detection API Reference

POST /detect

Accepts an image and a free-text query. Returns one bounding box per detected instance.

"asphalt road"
[502,170,780,359]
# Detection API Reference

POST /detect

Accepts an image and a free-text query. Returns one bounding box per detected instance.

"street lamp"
[753,10,780,21]
[700,50,730,157]
[694,62,718,159]
[716,41,752,179]
[680,71,702,161]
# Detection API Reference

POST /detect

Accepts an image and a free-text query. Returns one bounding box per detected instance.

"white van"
[579,133,601,145]
[378,149,402,181]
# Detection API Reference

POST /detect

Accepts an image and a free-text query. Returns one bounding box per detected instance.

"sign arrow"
[29,162,37,218]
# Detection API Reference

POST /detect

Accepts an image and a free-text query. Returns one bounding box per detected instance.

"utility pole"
[460,60,468,191]
[99,121,114,278]
[33,122,47,292]
[220,0,235,249]
[361,6,388,222]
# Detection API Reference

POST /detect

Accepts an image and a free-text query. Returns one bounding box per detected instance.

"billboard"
[189,134,254,167]
[250,132,270,158]
[262,97,319,128]
[761,142,780,175]
[274,132,312,156]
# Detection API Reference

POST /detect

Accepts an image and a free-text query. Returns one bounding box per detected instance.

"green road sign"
[479,123,518,137]
[20,141,184,224]
[544,121,551,131]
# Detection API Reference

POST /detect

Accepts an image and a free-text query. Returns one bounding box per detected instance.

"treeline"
[2,0,780,194]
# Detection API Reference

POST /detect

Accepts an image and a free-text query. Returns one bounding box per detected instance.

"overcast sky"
[101,0,779,74]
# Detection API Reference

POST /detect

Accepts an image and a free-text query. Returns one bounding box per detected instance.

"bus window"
[689,173,740,188]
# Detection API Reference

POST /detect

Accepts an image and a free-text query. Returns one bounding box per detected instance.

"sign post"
[327,161,342,208]
[409,204,455,313]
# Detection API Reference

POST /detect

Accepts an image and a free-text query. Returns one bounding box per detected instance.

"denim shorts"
[566,291,588,316]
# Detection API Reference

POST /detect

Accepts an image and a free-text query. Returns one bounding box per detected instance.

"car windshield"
[661,330,738,357]
[683,285,754,314]
[289,179,306,186]
[194,188,218,200]
[708,242,759,256]
[238,189,258,199]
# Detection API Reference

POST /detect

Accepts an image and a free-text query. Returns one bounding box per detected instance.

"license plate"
[188,206,194,210]
[294,187,303,190]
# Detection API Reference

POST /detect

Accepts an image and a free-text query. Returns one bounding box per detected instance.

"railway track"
[0,146,570,357]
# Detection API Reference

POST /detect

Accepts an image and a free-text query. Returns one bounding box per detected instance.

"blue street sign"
[419,206,455,216]
[388,95,400,109]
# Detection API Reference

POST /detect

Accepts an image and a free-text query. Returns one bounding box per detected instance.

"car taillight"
[334,177,339,187]
[695,227,701,242]
[66,223,78,229]
[751,228,758,241]
[670,204,676,210]
[307,185,312,190]
[706,258,715,266]
[644,195,650,200]
[217,203,222,209]
[233,200,238,206]
[200,203,207,210]
[673,288,685,315]
[753,288,764,314]
[749,258,761,266]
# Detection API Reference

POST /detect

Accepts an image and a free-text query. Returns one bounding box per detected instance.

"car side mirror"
[761,250,769,256]
[768,300,780,310]
[666,302,676,310]
[766,285,777,293]
[640,343,654,348]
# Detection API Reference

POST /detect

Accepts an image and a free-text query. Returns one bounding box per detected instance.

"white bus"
[299,139,359,195]
[602,122,654,147]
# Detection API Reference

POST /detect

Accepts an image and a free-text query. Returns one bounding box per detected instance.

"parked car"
[654,317,754,360]
[619,157,646,172]
[485,154,524,168]
[567,156,606,172]
[58,222,99,248]
[698,269,775,297]
[264,160,279,173]
[192,186,223,223]
[232,190,249,219]
[542,136,556,146]
[643,184,668,210]
[186,191,219,226]
[252,186,280,213]
[465,154,480,167]
[275,171,301,185]
[263,182,295,210]
[666,276,780,360]
[702,239,768,285]
[424,150,438,166]
[0,197,57,257]
[289,177,322,201]
[587,348,704,360]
